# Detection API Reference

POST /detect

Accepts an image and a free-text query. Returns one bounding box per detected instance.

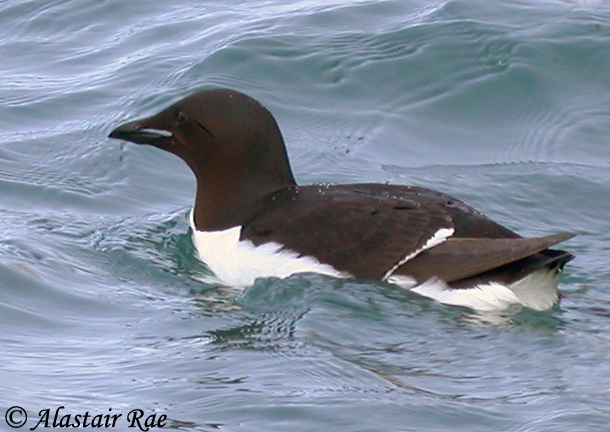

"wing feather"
[394,232,575,283]
[242,184,574,284]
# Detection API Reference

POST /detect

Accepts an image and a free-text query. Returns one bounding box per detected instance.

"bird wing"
[393,232,575,283]
[242,184,573,283]
[241,184,454,280]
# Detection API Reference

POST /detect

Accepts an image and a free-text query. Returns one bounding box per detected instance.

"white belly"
[188,213,559,312]
[190,220,349,288]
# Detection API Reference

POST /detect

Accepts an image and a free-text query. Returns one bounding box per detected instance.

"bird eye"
[176,110,188,126]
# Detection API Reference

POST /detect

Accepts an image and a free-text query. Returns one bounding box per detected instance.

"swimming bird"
[109,88,574,311]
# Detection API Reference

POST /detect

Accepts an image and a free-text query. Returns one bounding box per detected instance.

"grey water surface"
[1,0,610,431]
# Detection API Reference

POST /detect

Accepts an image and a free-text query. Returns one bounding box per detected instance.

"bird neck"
[191,170,295,231]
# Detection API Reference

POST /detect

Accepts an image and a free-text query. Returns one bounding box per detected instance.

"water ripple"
[1,0,609,430]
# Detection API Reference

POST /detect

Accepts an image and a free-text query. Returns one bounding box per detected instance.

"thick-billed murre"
[109,88,574,311]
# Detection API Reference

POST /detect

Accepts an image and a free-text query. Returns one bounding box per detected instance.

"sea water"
[1,0,610,430]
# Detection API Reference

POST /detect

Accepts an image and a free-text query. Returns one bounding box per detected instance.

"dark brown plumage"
[109,88,574,310]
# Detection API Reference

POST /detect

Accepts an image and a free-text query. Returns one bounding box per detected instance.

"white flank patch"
[386,275,418,289]
[382,227,454,281]
[408,279,521,312]
[507,268,560,311]
[188,212,560,312]
[189,214,348,288]
[393,268,560,312]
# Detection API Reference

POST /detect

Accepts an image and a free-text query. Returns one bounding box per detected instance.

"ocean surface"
[1,0,610,431]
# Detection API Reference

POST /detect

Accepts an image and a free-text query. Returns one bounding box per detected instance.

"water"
[1,0,610,430]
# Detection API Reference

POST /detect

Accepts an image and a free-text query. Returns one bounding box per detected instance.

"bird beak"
[109,119,174,146]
